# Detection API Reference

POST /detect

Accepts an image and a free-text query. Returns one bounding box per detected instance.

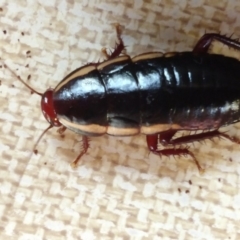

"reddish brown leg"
[57,126,90,167]
[159,129,230,145]
[146,133,203,173]
[71,136,90,168]
[147,129,240,172]
[102,24,126,59]
[193,33,240,53]
[159,130,240,146]
[57,126,67,135]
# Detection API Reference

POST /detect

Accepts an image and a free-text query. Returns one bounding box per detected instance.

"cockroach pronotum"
[4,25,240,172]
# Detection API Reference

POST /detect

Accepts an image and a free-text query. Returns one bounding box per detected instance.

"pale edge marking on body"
[56,52,165,92]
[57,52,182,135]
[55,65,96,92]
[132,52,164,62]
[97,55,130,70]
[59,118,182,136]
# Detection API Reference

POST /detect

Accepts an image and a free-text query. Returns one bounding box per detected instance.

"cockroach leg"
[71,136,90,168]
[158,129,240,146]
[101,48,111,59]
[57,126,67,135]
[102,23,126,59]
[146,134,204,173]
[147,128,240,172]
[193,33,240,53]
[217,132,240,145]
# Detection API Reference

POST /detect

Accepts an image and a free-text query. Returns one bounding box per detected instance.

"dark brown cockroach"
[5,25,240,171]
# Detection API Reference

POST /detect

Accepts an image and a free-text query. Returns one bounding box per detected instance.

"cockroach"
[5,25,240,171]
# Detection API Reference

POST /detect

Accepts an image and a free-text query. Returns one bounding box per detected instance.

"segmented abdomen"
[134,52,240,131]
[53,52,240,136]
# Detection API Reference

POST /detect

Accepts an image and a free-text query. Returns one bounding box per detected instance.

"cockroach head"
[41,89,62,127]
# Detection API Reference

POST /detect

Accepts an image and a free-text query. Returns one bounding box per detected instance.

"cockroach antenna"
[2,62,54,155]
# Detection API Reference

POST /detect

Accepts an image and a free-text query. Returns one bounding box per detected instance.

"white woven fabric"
[0,1,240,239]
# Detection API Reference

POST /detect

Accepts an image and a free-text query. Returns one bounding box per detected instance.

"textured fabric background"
[0,1,240,239]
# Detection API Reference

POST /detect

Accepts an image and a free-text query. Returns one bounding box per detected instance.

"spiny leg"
[159,129,240,146]
[146,131,204,173]
[57,127,90,167]
[217,132,240,145]
[146,129,231,172]
[193,33,240,53]
[102,24,126,59]
[147,128,240,172]
[71,135,90,168]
